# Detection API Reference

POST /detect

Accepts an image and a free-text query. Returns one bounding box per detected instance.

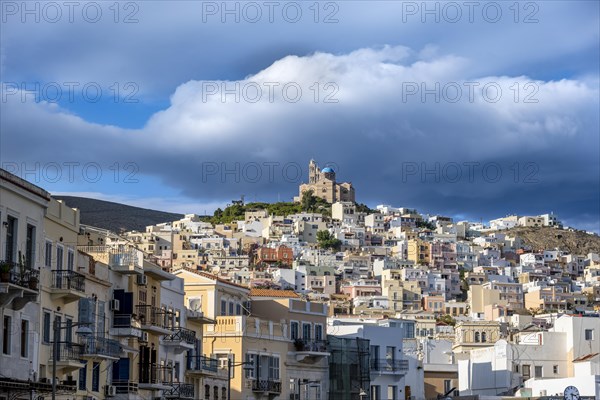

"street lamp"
[226,358,254,400]
[52,320,92,400]
[359,388,368,400]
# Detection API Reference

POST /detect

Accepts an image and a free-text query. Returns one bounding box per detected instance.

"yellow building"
[407,239,431,266]
[174,269,330,399]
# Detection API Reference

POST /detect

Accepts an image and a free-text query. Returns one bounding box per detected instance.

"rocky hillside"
[54,196,184,233]
[500,226,600,255]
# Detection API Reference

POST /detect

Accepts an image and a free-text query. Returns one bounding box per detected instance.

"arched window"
[222,388,227,399]
[213,386,219,400]
[474,332,480,342]
[481,332,487,343]
[204,384,210,400]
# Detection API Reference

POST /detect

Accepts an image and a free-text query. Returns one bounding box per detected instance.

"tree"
[301,189,317,212]
[316,230,342,251]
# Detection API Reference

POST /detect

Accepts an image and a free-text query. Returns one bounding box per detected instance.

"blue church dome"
[321,167,334,173]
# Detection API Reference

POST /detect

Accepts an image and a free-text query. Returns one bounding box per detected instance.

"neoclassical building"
[294,160,355,203]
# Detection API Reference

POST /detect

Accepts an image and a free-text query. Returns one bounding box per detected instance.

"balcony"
[162,327,196,353]
[49,342,85,372]
[251,380,282,394]
[109,314,143,338]
[82,336,122,360]
[370,359,409,375]
[0,262,39,309]
[136,305,174,335]
[163,383,194,399]
[293,339,330,363]
[113,380,139,395]
[109,252,143,275]
[186,355,219,376]
[49,270,86,303]
[139,365,173,391]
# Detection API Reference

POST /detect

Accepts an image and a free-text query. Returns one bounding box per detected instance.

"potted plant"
[29,273,38,290]
[0,261,11,282]
[293,338,305,351]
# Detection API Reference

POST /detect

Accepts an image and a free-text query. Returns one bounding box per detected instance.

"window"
[522,364,531,380]
[585,329,594,341]
[25,224,35,268]
[220,300,227,316]
[371,385,381,400]
[45,241,53,268]
[553,365,559,374]
[204,384,210,400]
[290,321,299,340]
[302,323,311,340]
[79,363,87,390]
[65,319,73,344]
[268,356,279,380]
[245,353,257,379]
[235,303,241,315]
[56,246,64,270]
[228,301,234,316]
[20,320,28,357]
[444,380,452,393]
[221,388,227,399]
[43,312,51,344]
[3,316,11,354]
[534,366,542,378]
[67,249,74,270]
[213,386,218,400]
[315,324,323,341]
[92,362,100,391]
[481,332,487,343]
[388,386,397,400]
[474,332,480,342]
[4,216,18,264]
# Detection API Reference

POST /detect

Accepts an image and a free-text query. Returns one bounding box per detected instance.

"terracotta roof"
[573,353,599,362]
[180,267,250,290]
[250,289,300,298]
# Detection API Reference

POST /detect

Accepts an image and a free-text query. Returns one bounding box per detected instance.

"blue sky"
[1,0,599,232]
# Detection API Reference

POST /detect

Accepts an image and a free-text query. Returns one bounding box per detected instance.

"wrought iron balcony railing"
[0,261,39,290]
[50,342,84,362]
[163,382,194,399]
[113,314,135,328]
[82,336,122,358]
[51,270,85,292]
[186,355,219,373]
[136,305,174,328]
[293,339,328,352]
[252,380,282,393]
[370,358,409,372]
[164,327,196,344]
[139,364,173,385]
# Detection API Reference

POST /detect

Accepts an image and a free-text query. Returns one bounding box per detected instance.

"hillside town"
[1,162,599,400]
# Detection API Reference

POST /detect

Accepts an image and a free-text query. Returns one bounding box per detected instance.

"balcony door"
[113,358,130,381]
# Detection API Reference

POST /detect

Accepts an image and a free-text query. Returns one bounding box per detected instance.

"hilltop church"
[294,159,355,203]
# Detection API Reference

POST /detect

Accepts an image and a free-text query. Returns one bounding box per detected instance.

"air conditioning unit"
[137,275,148,285]
[109,299,120,311]
[140,332,149,342]
[105,385,116,397]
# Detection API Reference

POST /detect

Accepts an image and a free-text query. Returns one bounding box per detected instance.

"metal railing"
[164,327,196,344]
[163,383,194,399]
[51,270,85,292]
[186,355,219,373]
[51,342,84,362]
[113,314,135,328]
[139,364,172,385]
[370,358,409,372]
[82,336,122,358]
[0,261,39,290]
[110,252,140,268]
[136,305,174,328]
[252,380,282,393]
[113,380,139,394]
[293,339,328,352]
